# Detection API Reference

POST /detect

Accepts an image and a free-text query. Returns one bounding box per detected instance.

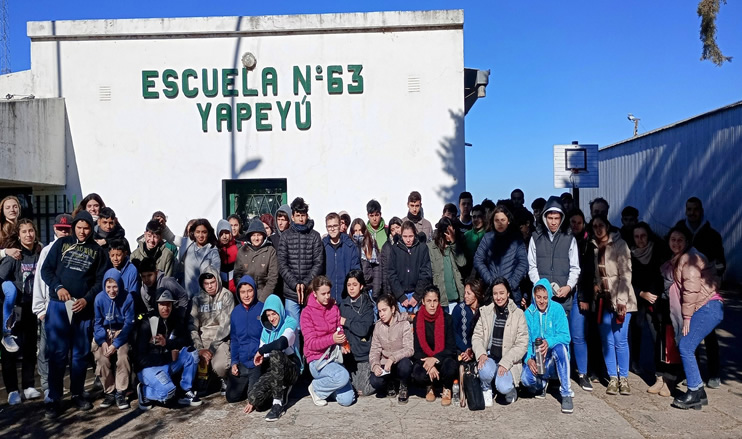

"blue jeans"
[478,357,515,395]
[138,347,199,402]
[46,300,92,401]
[521,343,574,397]
[284,298,302,330]
[398,292,420,314]
[570,297,588,375]
[679,300,723,391]
[308,360,354,406]
[599,310,632,378]
[2,281,18,334]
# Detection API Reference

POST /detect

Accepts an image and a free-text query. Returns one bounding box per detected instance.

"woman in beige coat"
[472,277,529,406]
[368,294,414,404]
[590,215,637,396]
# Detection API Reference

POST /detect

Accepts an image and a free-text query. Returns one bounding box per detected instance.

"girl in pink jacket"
[300,276,355,407]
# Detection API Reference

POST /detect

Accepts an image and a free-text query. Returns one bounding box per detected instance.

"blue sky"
[5,1,742,207]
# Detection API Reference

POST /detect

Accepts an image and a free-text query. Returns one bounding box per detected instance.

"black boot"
[698,387,708,406]
[672,388,704,410]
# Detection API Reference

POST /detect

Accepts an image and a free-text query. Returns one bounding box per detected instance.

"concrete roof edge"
[27,10,464,39]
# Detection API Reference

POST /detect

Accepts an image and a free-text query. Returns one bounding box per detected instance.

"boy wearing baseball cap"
[135,289,200,410]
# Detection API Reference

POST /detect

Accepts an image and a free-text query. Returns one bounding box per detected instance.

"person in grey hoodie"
[234,218,279,303]
[190,265,235,394]
[527,196,580,315]
[270,204,292,252]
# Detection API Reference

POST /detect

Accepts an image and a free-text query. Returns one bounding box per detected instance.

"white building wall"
[19,10,466,235]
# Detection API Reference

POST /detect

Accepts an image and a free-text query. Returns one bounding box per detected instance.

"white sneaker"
[483,389,493,407]
[8,391,21,405]
[44,389,52,404]
[23,387,41,400]
[308,383,327,406]
[2,334,19,352]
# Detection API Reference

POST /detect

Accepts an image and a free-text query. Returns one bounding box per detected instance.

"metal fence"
[32,194,69,245]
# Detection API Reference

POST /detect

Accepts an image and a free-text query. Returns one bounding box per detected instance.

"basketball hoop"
[570,168,580,175]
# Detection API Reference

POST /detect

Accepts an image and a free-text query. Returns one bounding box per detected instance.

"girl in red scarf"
[411,286,457,406]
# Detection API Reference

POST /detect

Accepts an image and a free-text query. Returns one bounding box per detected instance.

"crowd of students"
[0,188,726,421]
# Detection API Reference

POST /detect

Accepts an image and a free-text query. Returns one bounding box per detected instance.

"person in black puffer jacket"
[385,221,432,313]
[277,197,324,327]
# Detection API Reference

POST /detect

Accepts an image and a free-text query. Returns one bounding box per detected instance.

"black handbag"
[462,362,485,411]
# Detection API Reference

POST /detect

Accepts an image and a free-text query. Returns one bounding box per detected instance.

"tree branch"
[698,0,732,66]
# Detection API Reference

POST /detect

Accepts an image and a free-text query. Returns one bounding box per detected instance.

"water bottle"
[452,380,460,404]
[534,338,546,375]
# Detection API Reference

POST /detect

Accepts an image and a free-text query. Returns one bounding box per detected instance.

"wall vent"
[99,86,112,101]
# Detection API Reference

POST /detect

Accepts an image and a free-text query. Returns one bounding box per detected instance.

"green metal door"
[222,178,287,224]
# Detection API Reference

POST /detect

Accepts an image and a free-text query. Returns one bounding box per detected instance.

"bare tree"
[698,0,732,66]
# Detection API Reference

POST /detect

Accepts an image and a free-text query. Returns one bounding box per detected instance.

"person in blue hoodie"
[92,268,136,410]
[521,278,574,414]
[243,294,302,422]
[41,211,108,418]
[226,275,264,403]
[323,212,361,303]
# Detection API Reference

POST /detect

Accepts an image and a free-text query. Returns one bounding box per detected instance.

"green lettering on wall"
[222,68,238,97]
[347,64,364,94]
[236,103,252,132]
[293,65,311,95]
[262,68,278,97]
[327,65,343,95]
[202,68,219,98]
[255,103,272,131]
[216,103,233,132]
[142,70,159,99]
[276,101,291,131]
[182,69,199,98]
[162,69,179,99]
[241,68,258,96]
[197,103,212,132]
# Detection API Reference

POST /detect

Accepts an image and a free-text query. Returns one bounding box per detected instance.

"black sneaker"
[398,383,409,404]
[45,401,61,419]
[265,404,282,422]
[561,395,574,414]
[579,374,593,392]
[72,394,93,411]
[116,392,130,410]
[177,390,202,406]
[137,383,152,411]
[99,392,116,408]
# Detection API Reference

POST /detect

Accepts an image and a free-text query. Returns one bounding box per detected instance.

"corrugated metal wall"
[580,102,742,283]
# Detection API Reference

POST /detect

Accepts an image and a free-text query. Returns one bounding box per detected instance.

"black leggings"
[0,303,37,393]
[225,363,261,403]
[369,357,412,390]
[411,357,457,389]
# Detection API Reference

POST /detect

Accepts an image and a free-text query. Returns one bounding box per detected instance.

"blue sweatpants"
[46,300,92,401]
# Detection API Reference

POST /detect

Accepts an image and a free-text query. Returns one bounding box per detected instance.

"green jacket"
[130,240,175,277]
[426,241,466,307]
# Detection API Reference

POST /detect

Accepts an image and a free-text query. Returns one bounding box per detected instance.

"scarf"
[631,241,654,265]
[488,303,509,361]
[492,230,515,264]
[406,210,423,223]
[416,305,445,357]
